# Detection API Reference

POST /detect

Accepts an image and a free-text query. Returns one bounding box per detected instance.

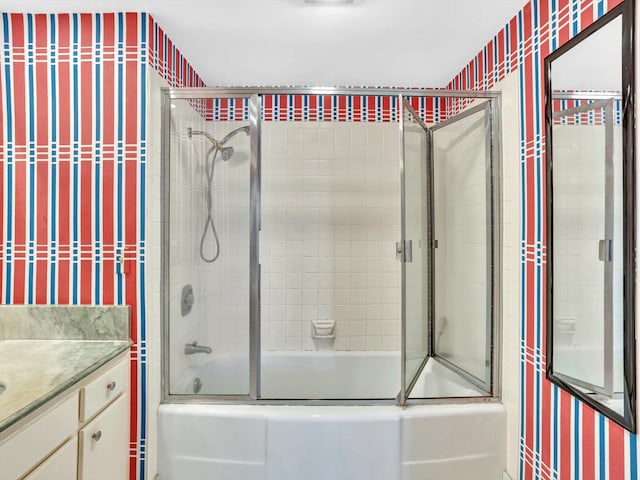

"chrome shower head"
[220,147,234,161]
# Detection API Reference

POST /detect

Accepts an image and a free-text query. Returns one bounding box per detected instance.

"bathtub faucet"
[185,341,212,355]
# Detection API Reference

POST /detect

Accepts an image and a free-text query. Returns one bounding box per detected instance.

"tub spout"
[185,341,212,355]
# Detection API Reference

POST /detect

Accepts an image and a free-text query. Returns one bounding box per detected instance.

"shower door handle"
[396,240,413,263]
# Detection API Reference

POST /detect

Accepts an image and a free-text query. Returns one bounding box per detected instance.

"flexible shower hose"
[200,145,221,262]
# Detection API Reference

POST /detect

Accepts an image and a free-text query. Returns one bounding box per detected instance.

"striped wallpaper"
[446,0,636,478]
[1,2,637,480]
[194,94,473,124]
[552,96,622,125]
[0,12,204,480]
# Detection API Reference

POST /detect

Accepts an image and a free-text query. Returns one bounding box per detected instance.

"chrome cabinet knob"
[92,430,102,441]
[106,381,116,391]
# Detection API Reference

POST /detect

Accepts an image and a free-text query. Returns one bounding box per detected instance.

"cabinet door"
[25,436,78,480]
[78,394,129,480]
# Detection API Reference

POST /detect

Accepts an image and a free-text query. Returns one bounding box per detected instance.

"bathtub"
[159,351,506,480]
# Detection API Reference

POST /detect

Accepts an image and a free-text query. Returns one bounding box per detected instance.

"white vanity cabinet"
[24,437,78,480]
[0,352,130,480]
[78,393,129,480]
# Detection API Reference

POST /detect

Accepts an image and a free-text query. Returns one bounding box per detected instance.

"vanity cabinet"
[24,437,78,480]
[78,393,129,480]
[0,352,130,480]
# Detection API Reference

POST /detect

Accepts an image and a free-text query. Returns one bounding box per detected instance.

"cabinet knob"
[106,381,116,391]
[92,430,102,442]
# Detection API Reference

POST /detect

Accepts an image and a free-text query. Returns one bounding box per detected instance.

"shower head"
[220,147,234,161]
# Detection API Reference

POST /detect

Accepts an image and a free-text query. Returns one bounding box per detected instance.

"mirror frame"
[544,0,636,432]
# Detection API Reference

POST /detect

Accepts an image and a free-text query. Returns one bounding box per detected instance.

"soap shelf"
[311,319,336,340]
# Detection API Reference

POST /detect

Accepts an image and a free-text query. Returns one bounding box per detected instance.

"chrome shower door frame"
[161,87,502,406]
[399,95,502,403]
[428,99,497,394]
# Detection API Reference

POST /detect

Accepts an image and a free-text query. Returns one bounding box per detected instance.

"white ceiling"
[1,0,527,87]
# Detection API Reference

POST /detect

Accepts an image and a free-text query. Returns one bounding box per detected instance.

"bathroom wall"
[0,12,205,480]
[168,115,252,395]
[260,120,401,351]
[145,16,208,478]
[446,0,638,478]
[5,2,636,480]
[185,99,481,354]
[166,97,209,389]
[496,70,524,480]
[0,13,146,479]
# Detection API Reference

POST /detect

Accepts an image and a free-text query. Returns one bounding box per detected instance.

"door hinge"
[396,240,413,263]
[598,239,612,262]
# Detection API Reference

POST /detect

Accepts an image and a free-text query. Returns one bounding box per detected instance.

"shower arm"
[187,125,250,147]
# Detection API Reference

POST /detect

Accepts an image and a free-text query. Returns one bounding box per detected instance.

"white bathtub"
[160,351,506,480]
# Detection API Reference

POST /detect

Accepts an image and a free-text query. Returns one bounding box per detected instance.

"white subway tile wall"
[168,114,401,357]
[168,112,252,393]
[260,121,401,351]
[495,73,522,480]
[432,106,489,380]
[551,123,624,388]
[167,98,209,390]
[196,120,252,358]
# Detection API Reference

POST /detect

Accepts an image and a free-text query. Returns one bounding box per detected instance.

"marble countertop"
[0,339,131,434]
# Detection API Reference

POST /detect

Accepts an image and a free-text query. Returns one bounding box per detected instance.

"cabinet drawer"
[78,393,129,480]
[24,436,78,480]
[80,357,128,422]
[0,392,78,480]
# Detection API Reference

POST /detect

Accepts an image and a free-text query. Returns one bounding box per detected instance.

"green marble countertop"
[0,339,131,434]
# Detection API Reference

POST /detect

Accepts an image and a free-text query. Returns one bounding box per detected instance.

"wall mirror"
[545,0,635,431]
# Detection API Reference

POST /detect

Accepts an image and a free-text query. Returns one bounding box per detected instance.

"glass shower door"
[399,99,432,403]
[163,93,260,398]
[431,101,493,391]
[550,98,618,398]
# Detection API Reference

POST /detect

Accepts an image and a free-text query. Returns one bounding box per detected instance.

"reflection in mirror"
[545,1,635,431]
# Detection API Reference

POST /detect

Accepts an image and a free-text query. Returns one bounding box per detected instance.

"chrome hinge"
[598,239,612,262]
[396,240,413,263]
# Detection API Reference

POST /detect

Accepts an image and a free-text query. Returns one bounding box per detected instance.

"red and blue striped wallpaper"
[0,12,205,479]
[201,94,470,124]
[2,2,637,480]
[447,0,636,478]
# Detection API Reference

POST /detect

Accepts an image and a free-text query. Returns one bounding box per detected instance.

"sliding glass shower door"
[162,93,261,398]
